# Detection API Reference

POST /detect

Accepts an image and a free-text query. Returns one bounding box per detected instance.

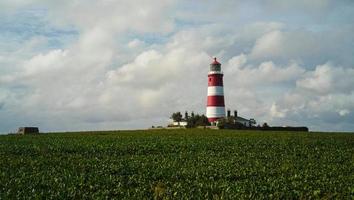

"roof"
[211,57,221,65]
[235,116,250,122]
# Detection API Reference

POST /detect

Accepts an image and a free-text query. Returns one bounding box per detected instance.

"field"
[1,129,354,199]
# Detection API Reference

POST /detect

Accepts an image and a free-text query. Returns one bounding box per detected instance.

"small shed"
[17,127,39,135]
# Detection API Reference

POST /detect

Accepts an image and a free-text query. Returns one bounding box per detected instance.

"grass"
[0,129,353,199]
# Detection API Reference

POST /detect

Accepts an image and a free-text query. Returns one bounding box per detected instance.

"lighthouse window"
[209,78,211,82]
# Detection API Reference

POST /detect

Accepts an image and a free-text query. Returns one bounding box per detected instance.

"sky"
[0,0,354,133]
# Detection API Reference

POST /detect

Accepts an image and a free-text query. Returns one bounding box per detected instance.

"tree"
[249,118,257,127]
[171,112,210,128]
[195,115,210,127]
[171,112,183,126]
[216,118,227,129]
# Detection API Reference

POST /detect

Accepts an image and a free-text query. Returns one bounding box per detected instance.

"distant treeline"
[223,123,309,132]
[170,111,210,128]
[171,111,309,132]
[259,126,309,132]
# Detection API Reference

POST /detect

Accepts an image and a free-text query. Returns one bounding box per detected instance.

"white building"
[227,110,256,127]
[172,121,188,127]
[234,116,256,127]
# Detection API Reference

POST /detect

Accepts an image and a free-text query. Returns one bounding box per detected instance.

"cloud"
[1,1,354,133]
[128,39,145,49]
[23,49,68,76]
[270,103,287,118]
[251,30,284,59]
[103,47,210,116]
[225,56,305,87]
[269,63,354,130]
[264,0,330,12]
[338,109,350,117]
[0,92,6,110]
[249,27,354,67]
[297,63,354,94]
[1,0,179,88]
[223,53,354,130]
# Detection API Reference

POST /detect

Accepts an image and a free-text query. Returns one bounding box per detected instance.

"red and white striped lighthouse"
[206,57,226,123]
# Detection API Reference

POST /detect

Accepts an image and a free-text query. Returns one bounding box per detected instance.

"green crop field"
[0,129,353,199]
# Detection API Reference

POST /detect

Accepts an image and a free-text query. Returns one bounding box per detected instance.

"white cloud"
[265,0,330,11]
[270,103,287,118]
[46,0,175,34]
[338,109,350,116]
[296,64,332,94]
[225,56,305,87]
[23,49,68,76]
[297,63,354,94]
[107,50,166,88]
[128,39,145,49]
[103,47,210,112]
[226,54,247,71]
[250,30,322,63]
[1,1,354,132]
[251,30,284,59]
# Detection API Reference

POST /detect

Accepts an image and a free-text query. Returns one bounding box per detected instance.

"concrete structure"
[17,127,39,135]
[206,58,225,123]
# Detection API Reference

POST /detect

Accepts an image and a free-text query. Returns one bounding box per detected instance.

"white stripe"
[208,71,223,75]
[206,106,226,118]
[207,86,224,96]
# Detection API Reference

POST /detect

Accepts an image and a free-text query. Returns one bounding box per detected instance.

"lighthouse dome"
[210,57,221,71]
[211,57,221,65]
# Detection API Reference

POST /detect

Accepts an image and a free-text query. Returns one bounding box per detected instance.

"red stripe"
[207,96,225,106]
[208,117,221,122]
[208,74,223,86]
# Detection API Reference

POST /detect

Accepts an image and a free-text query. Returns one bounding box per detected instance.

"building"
[171,121,188,127]
[17,127,39,135]
[206,58,226,123]
[234,116,256,127]
[227,110,256,127]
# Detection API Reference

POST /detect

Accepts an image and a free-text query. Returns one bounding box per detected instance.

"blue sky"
[1,0,354,133]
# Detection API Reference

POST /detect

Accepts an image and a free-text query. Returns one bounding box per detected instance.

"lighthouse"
[206,58,226,123]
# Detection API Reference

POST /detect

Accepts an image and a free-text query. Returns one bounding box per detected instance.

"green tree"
[216,118,227,129]
[262,122,269,128]
[195,115,210,127]
[186,114,210,128]
[171,112,183,126]
[250,118,257,127]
